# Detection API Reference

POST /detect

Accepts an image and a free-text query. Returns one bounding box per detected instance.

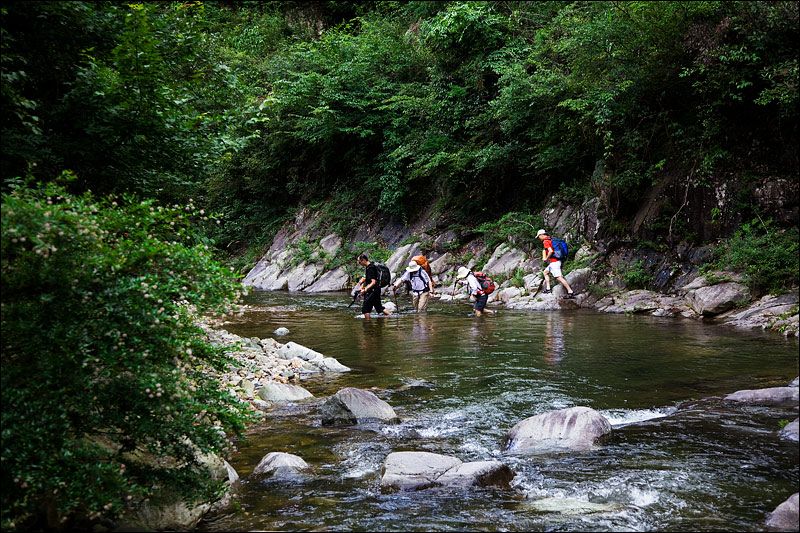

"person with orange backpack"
[455,266,497,317]
[392,260,433,312]
[411,254,436,296]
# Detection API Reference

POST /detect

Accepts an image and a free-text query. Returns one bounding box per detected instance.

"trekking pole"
[531,266,547,298]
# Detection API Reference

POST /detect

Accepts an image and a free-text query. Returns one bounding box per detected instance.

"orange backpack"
[411,255,433,278]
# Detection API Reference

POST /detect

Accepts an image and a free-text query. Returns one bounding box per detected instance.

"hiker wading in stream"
[537,229,576,298]
[356,253,391,318]
[392,260,432,313]
[456,266,496,317]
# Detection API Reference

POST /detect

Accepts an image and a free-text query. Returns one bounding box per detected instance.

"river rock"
[790,377,800,387]
[319,387,399,425]
[505,406,612,453]
[724,387,799,406]
[686,282,750,316]
[496,286,523,304]
[273,327,290,336]
[277,341,324,363]
[779,418,799,442]
[316,357,351,372]
[564,267,592,295]
[765,493,799,531]
[252,452,309,478]
[257,382,314,403]
[380,451,513,491]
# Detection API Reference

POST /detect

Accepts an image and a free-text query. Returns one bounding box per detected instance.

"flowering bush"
[1,179,252,530]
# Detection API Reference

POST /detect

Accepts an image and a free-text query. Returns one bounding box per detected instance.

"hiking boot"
[564,293,576,299]
[542,289,552,294]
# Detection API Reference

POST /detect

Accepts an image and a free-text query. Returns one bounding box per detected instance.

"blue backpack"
[551,238,569,262]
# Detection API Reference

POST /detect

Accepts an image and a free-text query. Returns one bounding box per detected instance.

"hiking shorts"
[362,290,384,314]
[545,260,563,278]
[473,293,489,312]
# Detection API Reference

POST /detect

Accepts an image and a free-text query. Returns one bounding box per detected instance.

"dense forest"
[2,1,798,529]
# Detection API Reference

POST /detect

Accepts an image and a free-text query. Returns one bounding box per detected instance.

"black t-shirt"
[365,263,379,290]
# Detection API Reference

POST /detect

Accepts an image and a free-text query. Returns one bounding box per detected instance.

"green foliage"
[708,219,800,294]
[476,211,545,253]
[620,259,653,290]
[509,267,526,288]
[1,181,252,530]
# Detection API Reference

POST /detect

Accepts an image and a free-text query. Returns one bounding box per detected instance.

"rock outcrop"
[724,387,799,406]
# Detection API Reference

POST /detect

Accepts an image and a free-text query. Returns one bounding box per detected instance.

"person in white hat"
[392,260,433,312]
[455,266,495,317]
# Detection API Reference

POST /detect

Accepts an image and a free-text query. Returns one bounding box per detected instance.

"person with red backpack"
[536,229,576,299]
[455,266,497,317]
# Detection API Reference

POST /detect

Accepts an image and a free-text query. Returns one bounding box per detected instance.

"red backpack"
[472,271,496,295]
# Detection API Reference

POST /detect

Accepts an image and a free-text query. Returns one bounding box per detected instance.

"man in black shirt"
[356,253,391,318]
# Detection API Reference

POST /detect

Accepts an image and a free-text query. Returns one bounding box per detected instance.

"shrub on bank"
[1,179,252,530]
[708,219,799,295]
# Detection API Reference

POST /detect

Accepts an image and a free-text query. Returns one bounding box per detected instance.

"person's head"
[357,253,370,266]
[406,260,421,273]
[536,229,548,241]
[456,266,470,279]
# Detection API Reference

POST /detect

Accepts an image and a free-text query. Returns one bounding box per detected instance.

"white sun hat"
[456,266,470,279]
[536,229,547,236]
[406,261,421,272]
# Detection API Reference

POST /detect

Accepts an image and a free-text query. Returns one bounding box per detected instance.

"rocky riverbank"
[241,205,798,337]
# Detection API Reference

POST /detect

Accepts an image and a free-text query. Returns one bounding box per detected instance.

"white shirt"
[397,269,431,293]
[465,273,481,296]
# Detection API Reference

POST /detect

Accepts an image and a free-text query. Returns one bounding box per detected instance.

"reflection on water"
[201,291,799,532]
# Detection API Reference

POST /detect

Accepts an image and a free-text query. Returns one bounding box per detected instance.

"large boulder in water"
[765,493,799,531]
[380,451,513,491]
[779,418,799,442]
[505,406,612,454]
[252,452,309,478]
[724,387,799,406]
[319,387,399,425]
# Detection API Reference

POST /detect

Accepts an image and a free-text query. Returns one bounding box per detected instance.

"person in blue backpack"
[537,229,576,299]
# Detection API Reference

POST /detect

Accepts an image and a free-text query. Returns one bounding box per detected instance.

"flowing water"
[200,291,799,532]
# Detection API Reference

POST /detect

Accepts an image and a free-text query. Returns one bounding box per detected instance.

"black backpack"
[373,262,391,288]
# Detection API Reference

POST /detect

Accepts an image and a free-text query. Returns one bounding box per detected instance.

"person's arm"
[393,272,409,290]
[425,271,435,293]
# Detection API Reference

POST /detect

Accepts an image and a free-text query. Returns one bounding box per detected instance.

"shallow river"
[200,291,798,532]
